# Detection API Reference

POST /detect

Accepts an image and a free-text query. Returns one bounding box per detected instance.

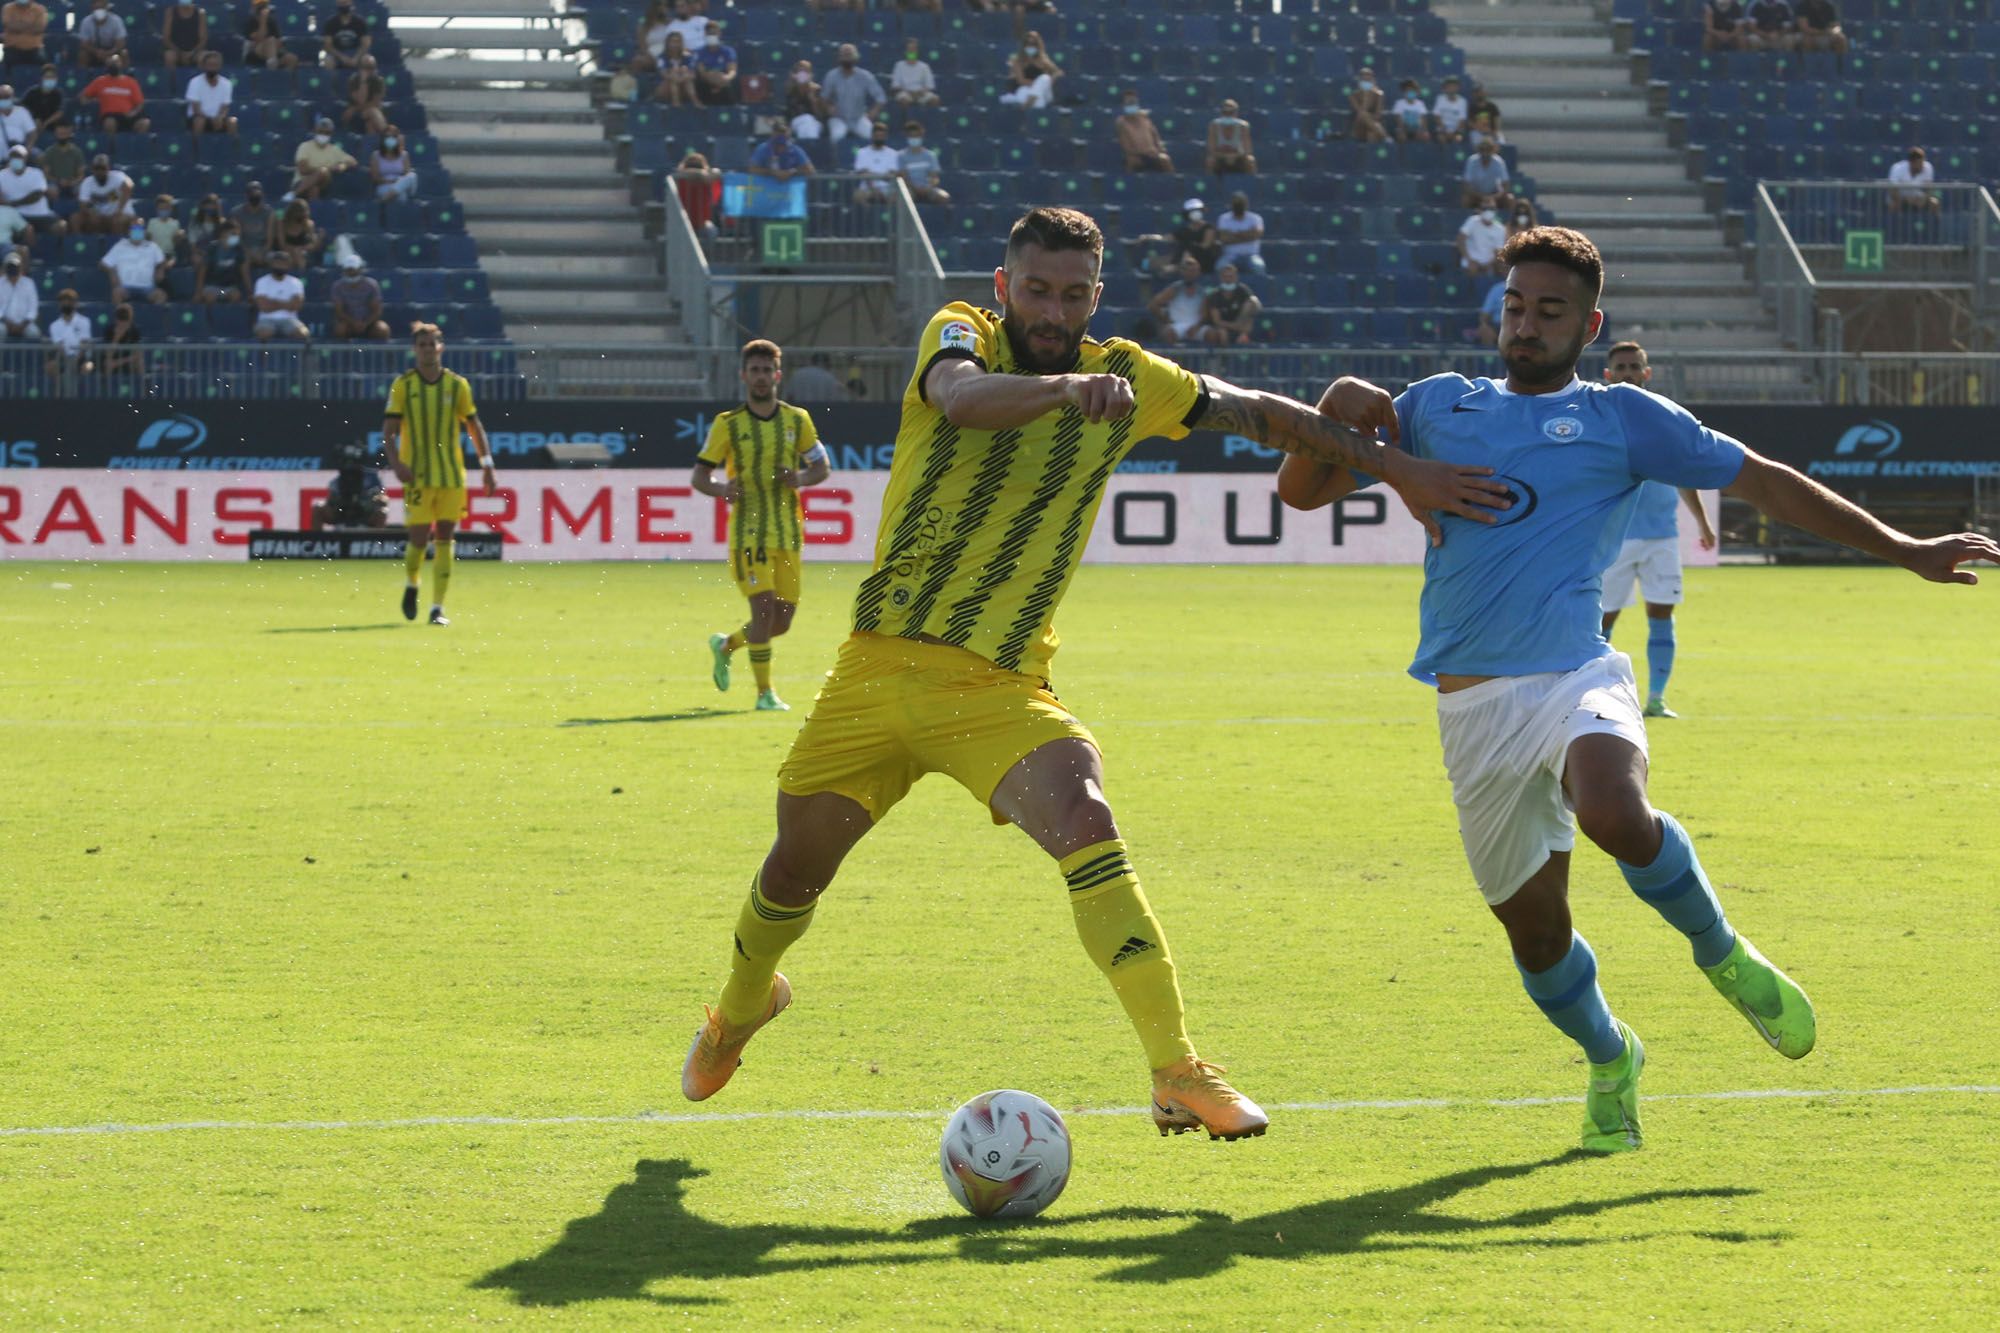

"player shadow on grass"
[560,708,733,727]
[905,1150,1772,1284]
[263,623,409,633]
[473,1158,932,1307]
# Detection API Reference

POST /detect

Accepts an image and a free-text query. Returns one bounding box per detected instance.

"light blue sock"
[1646,616,1676,700]
[1619,811,1737,969]
[1517,932,1626,1065]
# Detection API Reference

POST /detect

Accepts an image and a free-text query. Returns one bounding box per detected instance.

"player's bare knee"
[1575,798,1658,865]
[759,846,830,906]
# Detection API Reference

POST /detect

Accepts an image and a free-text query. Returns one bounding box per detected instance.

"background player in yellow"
[681,207,1511,1141]
[691,339,832,711]
[384,321,494,626]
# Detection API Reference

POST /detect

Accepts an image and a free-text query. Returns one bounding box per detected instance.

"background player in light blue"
[1279,228,1999,1154]
[1599,341,1719,718]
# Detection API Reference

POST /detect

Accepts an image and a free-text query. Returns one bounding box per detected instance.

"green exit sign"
[1845,229,1884,272]
[761,221,806,265]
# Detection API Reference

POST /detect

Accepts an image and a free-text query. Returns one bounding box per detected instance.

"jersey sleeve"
[791,408,822,460]
[383,374,406,418]
[913,303,995,404]
[1613,387,1747,489]
[456,375,478,421]
[1128,344,1204,443]
[696,416,730,467]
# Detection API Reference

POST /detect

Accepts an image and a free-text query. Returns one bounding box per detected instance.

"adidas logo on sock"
[1110,936,1156,966]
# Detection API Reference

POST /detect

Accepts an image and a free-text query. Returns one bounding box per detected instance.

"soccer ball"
[939,1089,1072,1219]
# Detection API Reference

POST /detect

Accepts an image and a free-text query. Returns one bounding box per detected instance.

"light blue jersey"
[1624,480,1682,541]
[1363,373,1747,683]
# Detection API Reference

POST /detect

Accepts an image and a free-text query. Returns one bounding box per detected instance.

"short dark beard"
[1000,304,1085,375]
[1500,328,1587,394]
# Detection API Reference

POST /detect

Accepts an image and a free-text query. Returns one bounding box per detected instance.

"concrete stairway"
[1430,0,1785,359]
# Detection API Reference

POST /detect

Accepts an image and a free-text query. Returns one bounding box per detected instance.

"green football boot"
[709,632,731,692]
[1581,1021,1644,1154]
[1643,696,1678,719]
[1703,935,1816,1060]
[755,690,790,712]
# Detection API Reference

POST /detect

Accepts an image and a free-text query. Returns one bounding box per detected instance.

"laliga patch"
[1542,415,1584,442]
[939,320,978,354]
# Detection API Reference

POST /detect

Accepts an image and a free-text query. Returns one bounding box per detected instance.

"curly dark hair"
[1005,206,1103,270]
[1498,226,1603,305]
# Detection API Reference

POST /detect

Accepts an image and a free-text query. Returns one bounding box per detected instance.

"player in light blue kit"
[1280,228,1999,1153]
[1598,341,1718,718]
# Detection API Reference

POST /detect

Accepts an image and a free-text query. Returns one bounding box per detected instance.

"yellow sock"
[432,539,453,607]
[403,539,424,583]
[1061,839,1195,1070]
[724,629,747,653]
[748,644,773,693]
[718,872,816,1025]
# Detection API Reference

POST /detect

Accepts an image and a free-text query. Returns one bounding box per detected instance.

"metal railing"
[1755,182,1822,354]
[663,170,728,355]
[690,173,908,276]
[890,179,946,340]
[2,342,528,401]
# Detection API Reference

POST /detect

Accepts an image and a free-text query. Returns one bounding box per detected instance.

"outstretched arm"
[925,355,1133,430]
[1724,449,2000,584]
[1678,486,1717,550]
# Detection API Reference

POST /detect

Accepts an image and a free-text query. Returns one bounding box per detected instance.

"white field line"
[4,1085,1996,1140]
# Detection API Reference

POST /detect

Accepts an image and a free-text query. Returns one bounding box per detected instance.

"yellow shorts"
[403,484,467,526]
[734,546,801,603]
[777,632,1098,824]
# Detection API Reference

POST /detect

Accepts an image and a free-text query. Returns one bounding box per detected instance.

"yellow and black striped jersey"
[385,369,478,489]
[851,302,1204,678]
[698,401,821,554]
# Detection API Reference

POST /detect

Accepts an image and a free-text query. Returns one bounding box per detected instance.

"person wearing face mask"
[75,153,133,235]
[1506,198,1538,237]
[291,116,356,202]
[1461,137,1514,213]
[782,59,820,137]
[184,50,236,140]
[101,299,142,374]
[19,61,60,130]
[654,31,701,109]
[144,192,186,270]
[1196,261,1261,347]
[36,119,80,198]
[319,0,372,72]
[1390,78,1431,144]
[330,253,386,340]
[889,39,936,108]
[0,249,36,342]
[230,181,272,272]
[0,80,34,153]
[45,287,91,377]
[1168,197,1220,275]
[100,219,167,306]
[1214,192,1266,279]
[185,191,223,248]
[748,124,813,183]
[817,42,881,142]
[0,142,60,239]
[251,251,308,340]
[693,21,738,106]
[999,30,1060,109]
[1115,90,1171,173]
[1145,253,1208,345]
[850,120,899,205]
[74,0,128,71]
[370,124,417,202]
[159,0,208,70]
[896,120,947,205]
[80,56,149,135]
[342,51,387,135]
[274,197,324,271]
[193,217,245,303]
[1348,67,1385,143]
[1456,200,1509,277]
[241,0,299,71]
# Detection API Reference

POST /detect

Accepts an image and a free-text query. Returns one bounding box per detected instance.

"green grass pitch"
[3,559,1996,1327]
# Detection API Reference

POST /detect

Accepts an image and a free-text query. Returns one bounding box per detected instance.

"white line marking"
[5,1085,1994,1139]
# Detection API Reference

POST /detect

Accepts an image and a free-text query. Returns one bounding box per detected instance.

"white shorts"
[1436,653,1649,905]
[1600,536,1682,611]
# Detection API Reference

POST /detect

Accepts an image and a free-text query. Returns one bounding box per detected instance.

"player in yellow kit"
[680,207,1510,1138]
[384,322,495,626]
[692,340,832,711]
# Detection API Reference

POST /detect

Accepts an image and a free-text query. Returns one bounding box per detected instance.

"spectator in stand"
[999,30,1060,109]
[1506,196,1538,237]
[654,31,700,108]
[783,352,845,402]
[0,195,25,252]
[231,179,272,273]
[890,37,937,109]
[1704,0,1748,51]
[34,118,78,198]
[637,0,671,60]
[21,62,62,136]
[0,79,33,151]
[160,0,207,69]
[1746,0,1797,50]
[1461,138,1513,211]
[72,0,127,70]
[782,59,821,136]
[101,300,140,372]
[100,219,166,305]
[186,191,223,248]
[2,0,48,69]
[1348,68,1385,143]
[1172,196,1220,272]
[1467,109,1502,151]
[193,215,245,303]
[81,55,148,133]
[1390,78,1430,143]
[185,50,236,139]
[1197,262,1260,346]
[1887,146,1939,213]
[1467,81,1502,140]
[0,249,35,340]
[606,56,639,103]
[1,142,59,236]
[144,192,186,271]
[76,153,133,234]
[252,250,308,339]
[320,0,371,71]
[1115,89,1171,172]
[1145,254,1207,345]
[851,119,898,204]
[273,197,324,270]
[1474,275,1505,346]
[663,0,707,59]
[1432,76,1469,146]
[291,116,356,201]
[331,253,387,339]
[748,123,812,180]
[343,52,387,135]
[897,120,948,204]
[45,287,89,374]
[1215,191,1265,278]
[693,20,737,106]
[674,150,720,236]
[1456,201,1508,278]
[1206,98,1257,176]
[1795,0,1847,54]
[241,0,298,72]
[369,126,415,202]
[819,43,882,141]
